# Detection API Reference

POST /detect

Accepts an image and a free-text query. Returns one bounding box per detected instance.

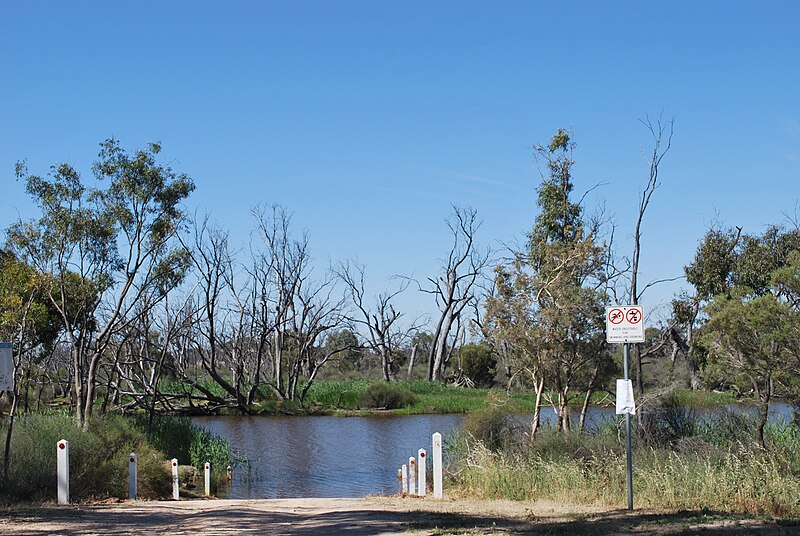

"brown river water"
[193,402,793,499]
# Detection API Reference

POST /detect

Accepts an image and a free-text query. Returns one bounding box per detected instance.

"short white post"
[204,462,211,496]
[56,439,69,505]
[418,448,427,497]
[397,468,403,493]
[171,458,179,500]
[408,456,417,495]
[128,453,138,500]
[432,432,443,499]
[401,464,408,494]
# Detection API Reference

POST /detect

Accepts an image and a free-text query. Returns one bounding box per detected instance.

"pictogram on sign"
[606,305,645,343]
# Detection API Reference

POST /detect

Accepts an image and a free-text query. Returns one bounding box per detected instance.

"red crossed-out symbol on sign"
[608,308,624,324]
[626,308,642,324]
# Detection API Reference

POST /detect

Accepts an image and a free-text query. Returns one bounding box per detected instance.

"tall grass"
[447,407,800,517]
[0,414,169,501]
[0,414,234,502]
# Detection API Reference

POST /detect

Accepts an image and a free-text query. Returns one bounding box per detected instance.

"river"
[193,402,794,499]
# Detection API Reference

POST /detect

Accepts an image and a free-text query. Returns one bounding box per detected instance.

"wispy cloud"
[782,117,800,138]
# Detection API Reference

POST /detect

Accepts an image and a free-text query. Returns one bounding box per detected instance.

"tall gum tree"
[486,129,611,433]
[8,139,194,429]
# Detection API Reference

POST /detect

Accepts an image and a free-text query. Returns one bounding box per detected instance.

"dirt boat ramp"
[1,496,796,535]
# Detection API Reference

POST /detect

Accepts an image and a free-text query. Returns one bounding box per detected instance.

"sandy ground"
[0,496,797,535]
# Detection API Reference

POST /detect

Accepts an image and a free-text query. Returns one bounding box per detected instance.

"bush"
[130,415,233,488]
[461,406,514,451]
[358,383,416,409]
[459,344,497,388]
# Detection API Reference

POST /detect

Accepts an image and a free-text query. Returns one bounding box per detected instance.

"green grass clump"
[359,383,416,409]
[130,415,233,486]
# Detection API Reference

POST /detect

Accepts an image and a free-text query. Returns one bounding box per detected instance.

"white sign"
[606,306,645,343]
[615,379,636,415]
[0,343,13,391]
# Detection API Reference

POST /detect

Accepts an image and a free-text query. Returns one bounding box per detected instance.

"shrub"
[459,344,497,388]
[461,406,514,452]
[358,383,416,409]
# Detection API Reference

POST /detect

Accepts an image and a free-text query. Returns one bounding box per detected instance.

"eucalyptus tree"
[7,140,194,429]
[684,224,800,447]
[485,129,611,432]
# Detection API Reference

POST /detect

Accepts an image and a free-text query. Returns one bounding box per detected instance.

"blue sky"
[1,1,798,325]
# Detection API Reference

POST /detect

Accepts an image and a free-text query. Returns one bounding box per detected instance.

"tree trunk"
[579,365,600,433]
[530,376,545,439]
[407,344,418,380]
[756,376,771,450]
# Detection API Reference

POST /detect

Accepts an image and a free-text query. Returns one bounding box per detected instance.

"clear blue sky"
[1,1,798,325]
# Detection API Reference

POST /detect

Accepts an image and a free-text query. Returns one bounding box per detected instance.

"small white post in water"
[401,464,408,494]
[128,453,138,500]
[408,457,417,495]
[432,432,443,499]
[418,448,427,497]
[56,439,69,505]
[171,458,179,500]
[204,462,211,496]
[397,468,403,493]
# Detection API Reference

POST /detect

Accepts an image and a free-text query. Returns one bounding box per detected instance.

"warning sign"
[606,306,645,343]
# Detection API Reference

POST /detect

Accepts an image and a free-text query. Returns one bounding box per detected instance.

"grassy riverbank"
[265,380,741,416]
[446,405,800,518]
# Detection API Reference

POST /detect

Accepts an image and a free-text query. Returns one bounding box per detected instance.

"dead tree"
[423,206,490,382]
[335,260,415,382]
[630,114,673,408]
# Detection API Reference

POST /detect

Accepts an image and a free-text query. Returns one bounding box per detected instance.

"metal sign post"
[623,343,633,511]
[606,305,642,512]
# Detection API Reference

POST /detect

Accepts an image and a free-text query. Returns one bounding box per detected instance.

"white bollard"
[397,468,403,493]
[401,464,408,494]
[432,432,443,499]
[171,458,179,500]
[56,439,69,505]
[418,449,427,497]
[204,462,211,496]
[408,457,416,495]
[129,453,138,500]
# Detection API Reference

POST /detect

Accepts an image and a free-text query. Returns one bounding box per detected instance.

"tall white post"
[204,462,211,496]
[171,458,179,500]
[56,439,69,505]
[432,432,443,499]
[408,457,416,495]
[128,453,138,500]
[401,464,408,494]
[397,468,403,493]
[418,449,427,497]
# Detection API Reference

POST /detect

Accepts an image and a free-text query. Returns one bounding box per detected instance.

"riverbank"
[1,497,796,535]
[242,380,743,417]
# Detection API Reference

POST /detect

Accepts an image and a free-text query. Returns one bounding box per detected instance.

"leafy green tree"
[7,140,194,429]
[702,294,800,448]
[485,129,611,433]
[684,224,800,447]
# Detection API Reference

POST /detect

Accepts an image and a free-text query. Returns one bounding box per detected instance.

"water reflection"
[193,402,794,499]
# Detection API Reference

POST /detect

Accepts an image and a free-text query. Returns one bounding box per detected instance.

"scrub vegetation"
[447,397,800,517]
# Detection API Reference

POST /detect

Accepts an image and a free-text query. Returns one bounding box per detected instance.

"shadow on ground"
[1,502,797,535]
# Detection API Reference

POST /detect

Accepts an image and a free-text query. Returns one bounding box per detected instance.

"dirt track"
[1,497,797,535]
